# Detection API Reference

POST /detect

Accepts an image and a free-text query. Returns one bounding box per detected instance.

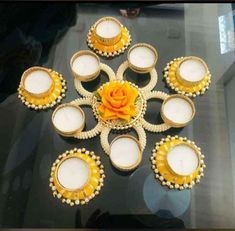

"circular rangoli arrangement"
[17,16,211,206]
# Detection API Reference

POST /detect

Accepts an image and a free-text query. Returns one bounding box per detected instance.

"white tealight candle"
[179,58,206,83]
[129,46,156,69]
[53,105,84,134]
[96,19,121,39]
[57,157,90,190]
[162,97,193,125]
[110,136,141,170]
[24,70,53,95]
[167,144,199,176]
[72,54,99,77]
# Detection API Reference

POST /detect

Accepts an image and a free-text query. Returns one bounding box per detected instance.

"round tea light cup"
[160,94,195,128]
[109,135,142,171]
[70,50,100,82]
[56,156,90,191]
[52,103,85,136]
[128,43,158,73]
[21,66,54,97]
[176,56,209,86]
[94,17,122,45]
[166,143,200,176]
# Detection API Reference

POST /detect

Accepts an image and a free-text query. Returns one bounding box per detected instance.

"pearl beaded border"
[116,61,158,93]
[18,70,67,110]
[49,147,105,206]
[140,91,171,133]
[74,63,116,98]
[70,97,103,139]
[100,124,147,156]
[163,57,211,97]
[87,25,131,57]
[150,135,206,190]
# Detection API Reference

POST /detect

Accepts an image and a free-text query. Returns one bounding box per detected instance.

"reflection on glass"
[218,10,235,54]
[143,173,191,218]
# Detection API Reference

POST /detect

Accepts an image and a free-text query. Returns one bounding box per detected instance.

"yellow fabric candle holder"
[87,17,131,57]
[163,57,211,97]
[150,136,206,190]
[49,147,105,206]
[18,67,67,110]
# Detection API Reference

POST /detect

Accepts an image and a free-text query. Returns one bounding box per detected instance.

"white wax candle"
[96,19,121,39]
[129,46,156,68]
[24,70,53,94]
[110,137,140,168]
[179,59,206,83]
[53,106,84,133]
[167,144,199,175]
[57,157,89,190]
[163,97,193,124]
[72,54,99,77]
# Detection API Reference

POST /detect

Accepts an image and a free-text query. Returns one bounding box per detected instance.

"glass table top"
[0,3,235,228]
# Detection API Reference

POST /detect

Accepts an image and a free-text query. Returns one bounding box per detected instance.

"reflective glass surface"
[0,3,235,228]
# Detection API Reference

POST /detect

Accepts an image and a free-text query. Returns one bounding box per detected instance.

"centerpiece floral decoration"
[95,81,139,122]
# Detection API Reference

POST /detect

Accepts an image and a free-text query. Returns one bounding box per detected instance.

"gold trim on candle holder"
[70,50,101,82]
[74,63,116,98]
[109,135,142,171]
[150,136,206,190]
[140,91,171,133]
[18,68,67,110]
[176,56,209,86]
[49,147,105,206]
[94,17,122,46]
[52,103,85,137]
[163,57,211,97]
[160,94,195,128]
[100,125,147,157]
[165,142,201,177]
[21,66,54,98]
[54,156,91,191]
[87,17,131,57]
[128,43,158,74]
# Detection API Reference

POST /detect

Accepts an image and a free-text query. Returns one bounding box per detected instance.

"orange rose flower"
[97,82,138,121]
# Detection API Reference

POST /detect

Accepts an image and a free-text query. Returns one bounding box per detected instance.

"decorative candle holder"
[21,66,54,97]
[72,51,116,98]
[49,147,105,206]
[87,16,131,57]
[70,50,101,82]
[176,56,209,86]
[164,56,211,97]
[18,66,67,110]
[150,136,206,190]
[160,94,195,128]
[100,125,146,170]
[128,43,158,73]
[52,103,85,137]
[116,43,158,93]
[109,135,142,171]
[94,17,122,46]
